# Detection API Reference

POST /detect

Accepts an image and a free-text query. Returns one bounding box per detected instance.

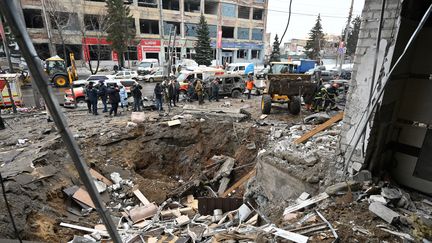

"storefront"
[137,39,161,61]
[211,41,264,64]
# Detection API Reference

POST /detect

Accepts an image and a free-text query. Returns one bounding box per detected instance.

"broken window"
[34,43,50,60]
[124,46,138,60]
[221,3,236,17]
[139,19,159,34]
[138,0,157,8]
[162,0,180,10]
[204,1,218,15]
[50,12,80,31]
[55,44,82,62]
[164,47,181,60]
[164,21,181,35]
[84,14,101,31]
[237,28,249,40]
[184,0,200,13]
[222,26,234,38]
[237,49,247,59]
[238,6,250,19]
[23,9,44,28]
[186,48,195,59]
[208,25,217,38]
[185,23,198,37]
[89,45,112,60]
[253,8,263,20]
[252,28,263,40]
[252,49,261,59]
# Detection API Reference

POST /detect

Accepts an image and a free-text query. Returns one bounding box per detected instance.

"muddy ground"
[0,96,412,242]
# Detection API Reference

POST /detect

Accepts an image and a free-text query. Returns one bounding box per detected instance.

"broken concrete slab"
[217,177,230,197]
[93,180,107,193]
[369,195,387,204]
[129,204,158,223]
[369,202,400,224]
[325,181,361,196]
[168,119,181,127]
[381,187,402,200]
[175,215,190,226]
[213,157,235,180]
[130,112,145,123]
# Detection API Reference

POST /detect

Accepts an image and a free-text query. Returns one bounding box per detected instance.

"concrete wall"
[338,0,403,175]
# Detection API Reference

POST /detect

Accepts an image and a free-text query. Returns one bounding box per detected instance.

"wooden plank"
[283,192,329,215]
[60,222,108,236]
[294,112,344,144]
[221,169,256,198]
[133,189,151,206]
[217,177,230,196]
[89,168,113,186]
[72,188,96,209]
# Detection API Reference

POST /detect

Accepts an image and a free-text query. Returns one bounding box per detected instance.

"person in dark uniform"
[98,80,108,112]
[107,83,120,116]
[86,82,99,115]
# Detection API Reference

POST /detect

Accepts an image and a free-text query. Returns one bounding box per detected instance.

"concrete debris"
[304,112,331,124]
[110,172,123,185]
[369,202,400,224]
[325,181,361,196]
[246,142,256,150]
[369,195,387,204]
[168,119,181,127]
[353,170,372,182]
[130,112,145,123]
[283,192,329,215]
[93,180,107,193]
[381,187,402,200]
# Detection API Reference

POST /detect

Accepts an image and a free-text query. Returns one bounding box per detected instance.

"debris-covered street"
[1,96,431,242]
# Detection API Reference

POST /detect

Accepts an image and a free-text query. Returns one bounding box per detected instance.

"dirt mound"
[94,120,266,203]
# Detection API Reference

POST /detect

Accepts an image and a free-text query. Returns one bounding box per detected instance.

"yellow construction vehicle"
[261,62,316,115]
[44,53,78,87]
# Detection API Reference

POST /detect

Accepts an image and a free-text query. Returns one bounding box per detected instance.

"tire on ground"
[261,94,272,114]
[231,89,241,98]
[288,96,301,115]
[149,77,154,82]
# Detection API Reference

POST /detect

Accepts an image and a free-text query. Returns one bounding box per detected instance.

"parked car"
[256,66,270,80]
[72,75,115,87]
[203,74,245,98]
[64,79,138,108]
[137,59,159,75]
[112,70,139,80]
[143,69,166,82]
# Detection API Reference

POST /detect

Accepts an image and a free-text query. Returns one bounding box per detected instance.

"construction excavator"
[44,53,78,87]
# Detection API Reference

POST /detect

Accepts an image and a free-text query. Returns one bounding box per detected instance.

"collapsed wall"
[338,0,403,175]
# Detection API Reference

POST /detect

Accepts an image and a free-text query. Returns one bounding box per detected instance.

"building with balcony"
[20,0,268,66]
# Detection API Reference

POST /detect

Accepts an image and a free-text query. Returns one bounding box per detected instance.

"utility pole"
[0,16,17,113]
[339,0,354,73]
[41,0,56,57]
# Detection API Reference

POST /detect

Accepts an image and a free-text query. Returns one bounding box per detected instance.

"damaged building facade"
[20,0,268,65]
[340,0,432,195]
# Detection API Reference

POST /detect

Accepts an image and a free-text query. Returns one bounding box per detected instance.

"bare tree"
[45,0,79,66]
[80,4,111,74]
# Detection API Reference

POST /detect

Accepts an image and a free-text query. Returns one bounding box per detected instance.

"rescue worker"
[131,83,143,112]
[86,81,99,115]
[168,79,177,107]
[195,79,204,105]
[119,85,128,111]
[326,82,340,110]
[84,83,92,113]
[246,73,255,99]
[154,83,163,111]
[187,80,195,102]
[98,80,108,112]
[209,78,220,102]
[175,79,180,103]
[107,83,120,116]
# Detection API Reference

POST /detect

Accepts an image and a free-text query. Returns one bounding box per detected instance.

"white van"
[137,59,159,76]
[177,67,225,85]
[226,63,255,76]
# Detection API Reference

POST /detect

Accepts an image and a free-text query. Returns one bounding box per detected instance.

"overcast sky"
[267,0,365,43]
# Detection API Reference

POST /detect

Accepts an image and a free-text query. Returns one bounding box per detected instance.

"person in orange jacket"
[245,73,255,99]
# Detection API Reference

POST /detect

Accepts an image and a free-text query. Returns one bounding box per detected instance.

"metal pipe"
[343,3,432,175]
[0,1,122,241]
